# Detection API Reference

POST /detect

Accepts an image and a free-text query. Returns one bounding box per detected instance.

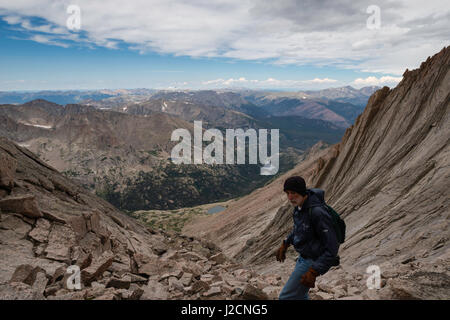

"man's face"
[285,190,306,207]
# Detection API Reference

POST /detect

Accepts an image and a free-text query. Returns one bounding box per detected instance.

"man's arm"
[310,207,339,275]
[284,229,294,246]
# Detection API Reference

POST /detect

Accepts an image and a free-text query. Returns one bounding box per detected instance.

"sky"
[0,0,448,91]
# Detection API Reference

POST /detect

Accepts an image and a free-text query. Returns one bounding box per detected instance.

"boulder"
[120,285,144,300]
[192,280,210,293]
[9,264,43,286]
[181,261,203,278]
[180,272,193,287]
[106,275,131,290]
[0,282,38,300]
[67,215,88,240]
[32,271,48,299]
[200,274,215,284]
[28,219,51,243]
[141,279,168,300]
[152,241,168,256]
[317,283,336,294]
[347,286,361,296]
[210,252,227,264]
[202,286,222,297]
[181,252,207,262]
[81,252,114,285]
[262,286,282,300]
[75,252,93,270]
[314,291,334,300]
[0,152,17,191]
[241,284,269,300]
[138,259,175,277]
[127,273,149,284]
[44,224,76,262]
[168,277,184,292]
[0,195,42,218]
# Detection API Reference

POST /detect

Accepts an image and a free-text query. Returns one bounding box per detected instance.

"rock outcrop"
[184,47,450,299]
[0,137,283,300]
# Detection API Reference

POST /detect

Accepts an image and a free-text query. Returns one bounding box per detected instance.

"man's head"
[284,176,307,207]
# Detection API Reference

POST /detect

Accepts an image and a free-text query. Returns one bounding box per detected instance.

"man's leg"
[278,256,313,300]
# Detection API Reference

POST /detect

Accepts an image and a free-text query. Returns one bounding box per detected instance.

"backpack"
[308,204,346,243]
[324,205,346,244]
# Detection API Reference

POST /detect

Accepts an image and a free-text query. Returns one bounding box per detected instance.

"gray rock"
[192,280,210,293]
[0,195,42,218]
[44,224,76,262]
[202,286,222,297]
[106,275,131,289]
[9,264,38,285]
[262,286,282,300]
[0,282,39,300]
[168,276,184,292]
[0,152,17,191]
[28,219,51,243]
[141,279,169,300]
[241,284,269,300]
[180,272,193,287]
[210,252,227,264]
[81,252,114,285]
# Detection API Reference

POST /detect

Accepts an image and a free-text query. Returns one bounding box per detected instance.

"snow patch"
[20,122,52,129]
[17,142,31,148]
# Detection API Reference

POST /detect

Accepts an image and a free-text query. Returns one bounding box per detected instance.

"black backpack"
[324,205,346,244]
[309,204,346,243]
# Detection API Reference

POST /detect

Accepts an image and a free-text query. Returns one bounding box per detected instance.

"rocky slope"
[0,136,286,300]
[184,47,450,299]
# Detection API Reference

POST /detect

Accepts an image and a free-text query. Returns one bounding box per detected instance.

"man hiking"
[276,176,340,300]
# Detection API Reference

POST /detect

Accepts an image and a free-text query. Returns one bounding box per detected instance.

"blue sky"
[0,0,448,91]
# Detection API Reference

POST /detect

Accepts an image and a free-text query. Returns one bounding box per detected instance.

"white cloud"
[352,76,403,87]
[0,0,448,74]
[304,78,338,84]
[201,77,338,89]
[29,34,69,48]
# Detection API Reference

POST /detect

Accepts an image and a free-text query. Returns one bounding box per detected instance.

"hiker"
[276,176,340,300]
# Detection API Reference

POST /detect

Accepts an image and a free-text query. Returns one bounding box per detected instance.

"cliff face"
[312,47,450,269]
[184,47,450,299]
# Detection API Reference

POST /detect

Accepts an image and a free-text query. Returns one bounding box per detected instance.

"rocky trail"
[0,137,281,300]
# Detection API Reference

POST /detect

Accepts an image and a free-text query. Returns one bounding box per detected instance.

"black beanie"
[283,176,307,195]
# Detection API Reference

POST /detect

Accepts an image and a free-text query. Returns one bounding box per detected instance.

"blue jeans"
[279,255,313,300]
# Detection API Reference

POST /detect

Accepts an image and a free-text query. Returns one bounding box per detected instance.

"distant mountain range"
[82,86,379,128]
[0,86,379,128]
[0,89,157,105]
[0,93,348,210]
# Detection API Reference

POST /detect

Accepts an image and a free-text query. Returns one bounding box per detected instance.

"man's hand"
[276,241,288,262]
[300,267,319,288]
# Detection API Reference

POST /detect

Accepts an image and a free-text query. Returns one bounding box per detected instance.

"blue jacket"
[284,188,340,275]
